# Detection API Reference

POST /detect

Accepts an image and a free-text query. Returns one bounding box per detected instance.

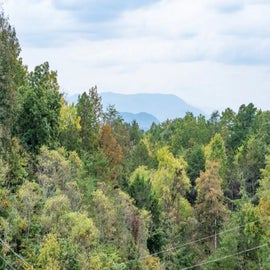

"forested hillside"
[1,11,270,270]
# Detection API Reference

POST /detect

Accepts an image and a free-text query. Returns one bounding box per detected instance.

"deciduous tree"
[59,99,81,151]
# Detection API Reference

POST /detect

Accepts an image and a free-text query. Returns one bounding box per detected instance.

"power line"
[180,242,269,270]
[0,239,34,270]
[0,253,17,270]
[135,219,260,259]
[103,217,265,269]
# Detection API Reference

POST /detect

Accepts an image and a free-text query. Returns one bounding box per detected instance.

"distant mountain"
[65,92,205,127]
[120,112,159,130]
[101,92,204,122]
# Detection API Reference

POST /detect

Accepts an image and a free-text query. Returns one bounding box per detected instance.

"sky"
[2,0,270,113]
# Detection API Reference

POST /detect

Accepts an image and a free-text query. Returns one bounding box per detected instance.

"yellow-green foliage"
[151,147,192,223]
[129,166,152,186]
[140,255,165,270]
[92,189,117,242]
[17,181,42,218]
[59,98,81,131]
[204,133,227,180]
[37,233,61,270]
[153,147,190,195]
[41,194,71,232]
[1,12,270,268]
[60,212,99,249]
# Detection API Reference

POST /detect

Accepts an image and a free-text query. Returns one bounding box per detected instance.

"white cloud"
[3,0,75,46]
[2,0,270,113]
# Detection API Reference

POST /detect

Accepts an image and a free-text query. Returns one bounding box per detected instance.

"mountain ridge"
[65,92,205,128]
[120,112,159,130]
[100,92,204,122]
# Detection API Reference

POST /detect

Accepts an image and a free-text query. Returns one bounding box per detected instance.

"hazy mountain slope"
[101,92,204,121]
[120,112,159,130]
[65,92,204,122]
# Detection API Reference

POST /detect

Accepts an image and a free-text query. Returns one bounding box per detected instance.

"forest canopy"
[0,10,270,270]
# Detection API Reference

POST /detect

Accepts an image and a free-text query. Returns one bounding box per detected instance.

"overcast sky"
[2,0,270,113]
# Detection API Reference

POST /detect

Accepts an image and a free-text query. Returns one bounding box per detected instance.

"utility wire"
[138,219,255,259]
[180,242,269,270]
[0,253,17,270]
[147,217,268,259]
[0,238,34,270]
[103,217,266,269]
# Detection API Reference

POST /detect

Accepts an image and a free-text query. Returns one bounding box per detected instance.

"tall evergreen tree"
[227,103,257,154]
[0,10,25,151]
[17,62,61,152]
[185,144,206,204]
[76,86,103,153]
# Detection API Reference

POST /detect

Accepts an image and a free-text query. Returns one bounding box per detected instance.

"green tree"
[128,166,164,254]
[59,99,81,151]
[113,189,151,260]
[41,194,71,233]
[171,113,211,153]
[227,103,257,154]
[0,187,10,220]
[36,146,71,200]
[152,147,191,225]
[80,149,109,186]
[0,10,25,147]
[208,110,221,135]
[0,159,11,265]
[59,239,80,270]
[3,137,28,192]
[205,133,227,183]
[104,104,121,126]
[16,181,42,234]
[185,144,205,204]
[256,150,270,268]
[92,189,117,243]
[204,197,267,270]
[219,107,235,141]
[37,233,61,270]
[130,140,151,172]
[17,62,61,152]
[129,120,143,147]
[204,151,270,270]
[253,110,270,145]
[76,86,103,153]
[257,148,270,218]
[234,136,266,199]
[88,245,125,269]
[59,212,99,250]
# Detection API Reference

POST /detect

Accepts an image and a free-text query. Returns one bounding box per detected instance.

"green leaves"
[76,86,103,153]
[17,62,61,152]
[60,212,99,249]
[59,99,81,151]
[0,10,24,141]
[2,7,270,269]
